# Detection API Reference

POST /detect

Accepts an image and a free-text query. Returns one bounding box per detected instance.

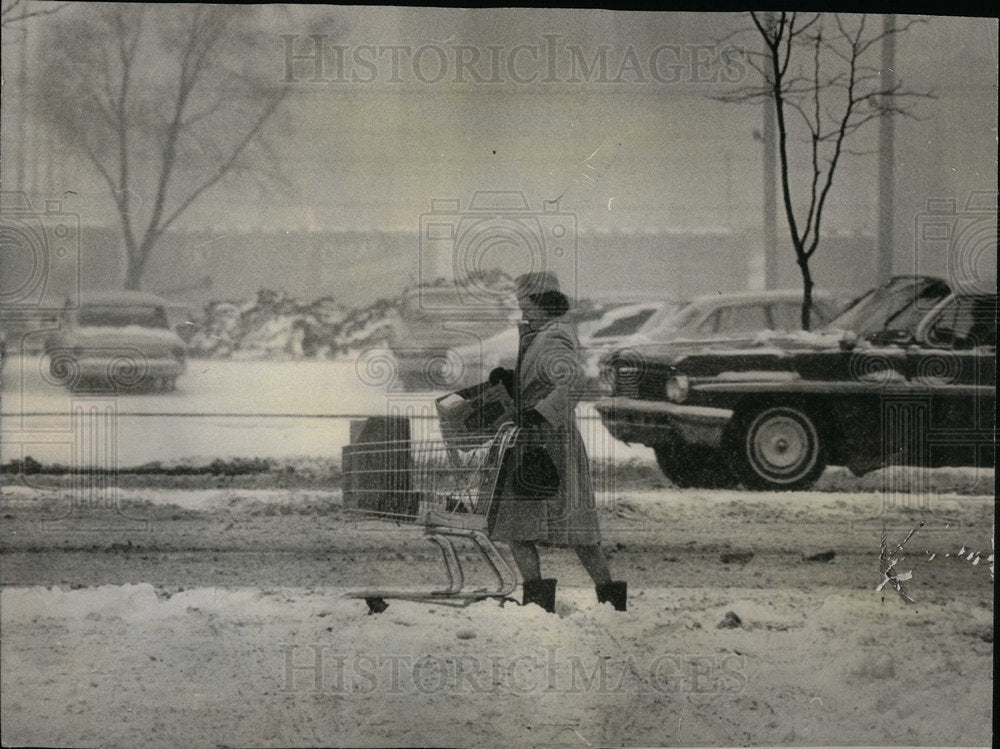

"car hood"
[607,328,858,370]
[63,326,185,350]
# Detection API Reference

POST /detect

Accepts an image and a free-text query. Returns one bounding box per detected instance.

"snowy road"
[1,355,652,465]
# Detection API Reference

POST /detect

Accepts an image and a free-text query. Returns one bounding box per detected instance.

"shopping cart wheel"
[365,597,389,615]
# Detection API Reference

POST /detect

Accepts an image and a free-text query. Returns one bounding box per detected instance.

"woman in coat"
[489,271,627,613]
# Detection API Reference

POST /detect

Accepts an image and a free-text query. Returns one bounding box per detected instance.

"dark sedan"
[595,276,996,490]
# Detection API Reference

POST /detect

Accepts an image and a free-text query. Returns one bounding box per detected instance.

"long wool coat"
[489,316,601,547]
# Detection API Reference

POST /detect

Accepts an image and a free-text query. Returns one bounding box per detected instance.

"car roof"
[598,301,670,317]
[587,293,677,304]
[76,290,174,307]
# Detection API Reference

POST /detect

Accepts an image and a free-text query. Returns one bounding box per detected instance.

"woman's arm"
[524,326,583,428]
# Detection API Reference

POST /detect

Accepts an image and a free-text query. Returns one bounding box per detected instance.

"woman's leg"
[574,545,612,586]
[509,541,542,582]
[513,541,555,612]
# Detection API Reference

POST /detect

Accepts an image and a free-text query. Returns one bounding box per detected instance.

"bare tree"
[719,13,931,328]
[36,4,296,289]
[1,0,67,27]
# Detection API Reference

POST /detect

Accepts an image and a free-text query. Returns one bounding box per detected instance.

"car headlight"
[665,374,689,403]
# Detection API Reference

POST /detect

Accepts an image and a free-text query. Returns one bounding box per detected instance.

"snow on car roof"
[685,288,837,306]
[76,290,175,307]
[599,301,671,317]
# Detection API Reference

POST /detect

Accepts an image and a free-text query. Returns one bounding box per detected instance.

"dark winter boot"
[596,581,627,611]
[522,578,557,613]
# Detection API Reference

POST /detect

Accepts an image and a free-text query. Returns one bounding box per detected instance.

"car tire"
[731,405,826,490]
[653,442,737,489]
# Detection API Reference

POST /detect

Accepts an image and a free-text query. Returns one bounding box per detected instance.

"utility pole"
[762,13,779,290]
[16,25,29,191]
[877,14,896,284]
[723,149,734,229]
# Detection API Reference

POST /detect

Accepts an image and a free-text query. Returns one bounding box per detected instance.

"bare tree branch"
[1,0,68,26]
[35,4,306,289]
[157,91,287,237]
[718,12,931,328]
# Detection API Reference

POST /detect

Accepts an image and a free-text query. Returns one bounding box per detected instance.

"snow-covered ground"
[1,355,652,465]
[0,479,993,748]
[1,582,992,748]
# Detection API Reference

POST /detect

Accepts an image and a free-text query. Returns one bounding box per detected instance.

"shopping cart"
[342,417,521,612]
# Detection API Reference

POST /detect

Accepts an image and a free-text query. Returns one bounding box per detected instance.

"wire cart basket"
[342,416,520,612]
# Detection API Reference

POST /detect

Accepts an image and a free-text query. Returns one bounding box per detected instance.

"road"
[1,354,653,465]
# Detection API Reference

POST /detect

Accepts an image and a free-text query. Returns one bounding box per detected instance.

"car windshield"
[77,304,169,329]
[643,302,701,336]
[826,278,952,336]
[591,308,659,338]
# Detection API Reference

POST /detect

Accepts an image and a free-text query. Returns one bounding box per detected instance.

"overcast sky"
[2,7,996,238]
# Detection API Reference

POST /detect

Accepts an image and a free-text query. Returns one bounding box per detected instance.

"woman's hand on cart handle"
[516,408,547,429]
[489,367,515,396]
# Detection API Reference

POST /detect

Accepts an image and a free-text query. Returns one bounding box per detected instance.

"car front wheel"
[732,405,826,490]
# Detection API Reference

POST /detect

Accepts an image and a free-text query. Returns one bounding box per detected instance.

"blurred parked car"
[387,282,519,391]
[578,300,680,379]
[45,291,188,392]
[596,276,996,490]
[164,302,198,343]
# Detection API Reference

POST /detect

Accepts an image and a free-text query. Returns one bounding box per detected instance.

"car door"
[912,294,997,468]
[769,302,799,332]
[772,299,835,330]
[692,303,771,346]
[714,304,769,336]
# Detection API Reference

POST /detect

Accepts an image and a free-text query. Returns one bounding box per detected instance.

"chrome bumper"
[594,397,733,448]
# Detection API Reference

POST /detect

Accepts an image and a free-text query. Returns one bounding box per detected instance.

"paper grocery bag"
[436,382,515,446]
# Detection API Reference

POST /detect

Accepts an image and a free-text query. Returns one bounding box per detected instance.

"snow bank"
[187,290,400,360]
